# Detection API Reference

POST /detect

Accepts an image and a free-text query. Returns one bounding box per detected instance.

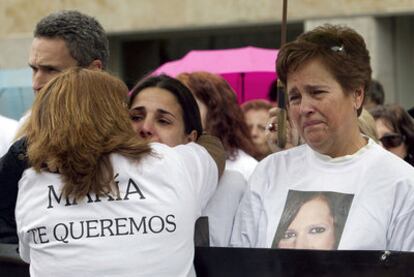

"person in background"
[358,108,379,142]
[408,106,414,118]
[178,72,258,181]
[0,115,18,157]
[16,68,225,277]
[264,106,301,153]
[364,79,384,111]
[267,79,278,105]
[129,74,245,247]
[241,99,274,160]
[371,104,414,166]
[18,9,108,128]
[0,10,109,243]
[29,10,108,94]
[231,24,414,251]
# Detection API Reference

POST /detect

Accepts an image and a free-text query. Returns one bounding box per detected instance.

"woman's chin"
[303,132,327,149]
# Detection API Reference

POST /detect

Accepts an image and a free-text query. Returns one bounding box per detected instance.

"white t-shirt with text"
[16,142,218,277]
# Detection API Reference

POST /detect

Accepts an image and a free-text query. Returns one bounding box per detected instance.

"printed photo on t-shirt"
[271,190,354,250]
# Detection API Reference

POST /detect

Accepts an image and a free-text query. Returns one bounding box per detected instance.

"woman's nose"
[294,235,309,249]
[299,96,315,116]
[139,119,155,139]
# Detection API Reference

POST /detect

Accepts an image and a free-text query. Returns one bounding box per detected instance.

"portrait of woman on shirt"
[272,191,353,250]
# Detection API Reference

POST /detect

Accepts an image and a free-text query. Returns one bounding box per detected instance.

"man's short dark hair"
[34,10,109,69]
[366,79,385,105]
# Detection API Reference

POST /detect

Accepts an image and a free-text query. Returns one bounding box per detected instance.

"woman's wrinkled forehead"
[132,87,183,118]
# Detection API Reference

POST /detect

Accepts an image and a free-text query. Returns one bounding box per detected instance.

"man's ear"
[186,130,198,143]
[88,59,103,70]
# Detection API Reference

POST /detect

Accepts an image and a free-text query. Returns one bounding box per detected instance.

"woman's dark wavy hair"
[128,74,203,139]
[370,104,414,165]
[276,24,372,116]
[178,72,257,160]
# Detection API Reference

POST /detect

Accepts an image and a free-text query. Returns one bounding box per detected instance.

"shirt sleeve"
[230,163,267,248]
[18,235,30,263]
[174,142,219,211]
[387,179,414,251]
[0,137,28,243]
[195,134,226,177]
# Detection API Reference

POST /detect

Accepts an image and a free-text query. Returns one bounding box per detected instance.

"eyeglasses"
[379,133,405,149]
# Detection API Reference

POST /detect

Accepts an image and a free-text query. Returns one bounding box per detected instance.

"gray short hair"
[34,10,109,69]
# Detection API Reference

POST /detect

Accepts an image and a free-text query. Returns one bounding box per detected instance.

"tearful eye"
[158,118,171,125]
[130,114,144,122]
[46,68,59,73]
[29,65,38,74]
[313,90,325,95]
[288,95,300,103]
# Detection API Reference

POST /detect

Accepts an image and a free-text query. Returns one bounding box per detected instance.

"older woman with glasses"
[371,104,414,166]
[231,24,414,251]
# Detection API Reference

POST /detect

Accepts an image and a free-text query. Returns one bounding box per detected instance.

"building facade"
[0,0,413,118]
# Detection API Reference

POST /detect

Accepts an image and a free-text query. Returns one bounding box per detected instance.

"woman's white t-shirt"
[225,149,258,181]
[0,115,18,157]
[16,142,218,277]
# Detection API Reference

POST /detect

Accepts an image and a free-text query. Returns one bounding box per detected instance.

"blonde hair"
[358,108,378,142]
[24,68,151,199]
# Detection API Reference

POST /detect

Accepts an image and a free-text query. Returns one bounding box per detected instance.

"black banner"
[194,247,414,277]
[2,243,414,276]
[0,243,27,277]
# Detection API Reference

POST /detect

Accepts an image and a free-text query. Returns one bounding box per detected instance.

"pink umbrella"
[152,46,278,103]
